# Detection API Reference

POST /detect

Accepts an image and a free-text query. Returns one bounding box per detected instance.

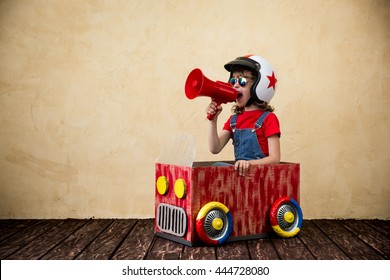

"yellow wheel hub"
[284,211,295,223]
[212,218,224,230]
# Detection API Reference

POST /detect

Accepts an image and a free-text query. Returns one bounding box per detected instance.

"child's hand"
[235,160,251,176]
[205,101,222,120]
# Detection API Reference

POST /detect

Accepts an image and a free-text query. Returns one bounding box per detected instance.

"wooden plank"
[181,245,216,260]
[313,220,384,260]
[272,236,315,260]
[111,219,155,260]
[0,220,16,229]
[340,219,390,259]
[1,219,387,260]
[0,220,60,259]
[145,237,183,260]
[216,241,251,260]
[0,220,39,243]
[247,239,280,260]
[76,219,136,260]
[40,219,112,260]
[364,219,390,238]
[299,220,349,260]
[6,219,87,260]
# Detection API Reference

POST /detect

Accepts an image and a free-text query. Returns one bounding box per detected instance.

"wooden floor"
[0,219,388,260]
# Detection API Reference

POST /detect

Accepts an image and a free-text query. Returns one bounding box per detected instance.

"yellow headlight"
[156,176,168,195]
[174,178,187,199]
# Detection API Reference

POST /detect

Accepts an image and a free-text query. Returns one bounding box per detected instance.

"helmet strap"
[245,86,259,107]
[245,97,256,107]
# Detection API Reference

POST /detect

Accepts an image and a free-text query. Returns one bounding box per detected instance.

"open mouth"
[237,93,243,101]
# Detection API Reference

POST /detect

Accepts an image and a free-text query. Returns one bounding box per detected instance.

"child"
[206,54,281,176]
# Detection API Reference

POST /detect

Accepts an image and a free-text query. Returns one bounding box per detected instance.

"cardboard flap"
[157,133,195,167]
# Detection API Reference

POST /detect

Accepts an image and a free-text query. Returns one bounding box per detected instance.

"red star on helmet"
[267,71,277,90]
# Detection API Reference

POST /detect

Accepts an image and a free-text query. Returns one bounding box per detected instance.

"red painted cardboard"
[155,161,300,246]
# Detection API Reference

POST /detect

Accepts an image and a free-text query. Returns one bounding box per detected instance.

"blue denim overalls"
[230,111,270,162]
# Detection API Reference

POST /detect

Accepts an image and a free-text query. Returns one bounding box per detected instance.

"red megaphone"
[185,68,238,120]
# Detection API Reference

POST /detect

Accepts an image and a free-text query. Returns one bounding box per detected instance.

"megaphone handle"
[206,101,222,120]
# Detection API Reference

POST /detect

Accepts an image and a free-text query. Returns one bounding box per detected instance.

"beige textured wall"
[0,0,389,219]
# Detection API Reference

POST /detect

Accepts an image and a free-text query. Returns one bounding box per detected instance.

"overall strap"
[253,111,271,131]
[230,114,238,131]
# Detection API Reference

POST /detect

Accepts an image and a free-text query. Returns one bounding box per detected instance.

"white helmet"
[224,54,277,104]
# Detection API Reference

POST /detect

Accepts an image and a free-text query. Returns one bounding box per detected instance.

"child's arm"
[257,135,281,164]
[206,101,231,154]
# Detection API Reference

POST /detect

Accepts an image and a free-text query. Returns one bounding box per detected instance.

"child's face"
[230,70,255,107]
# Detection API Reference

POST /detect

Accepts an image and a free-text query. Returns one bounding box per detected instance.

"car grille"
[156,203,187,237]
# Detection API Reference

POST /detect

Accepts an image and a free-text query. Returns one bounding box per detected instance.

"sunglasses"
[228,77,252,87]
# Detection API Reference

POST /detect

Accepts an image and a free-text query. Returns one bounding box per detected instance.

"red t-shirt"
[222,110,281,156]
